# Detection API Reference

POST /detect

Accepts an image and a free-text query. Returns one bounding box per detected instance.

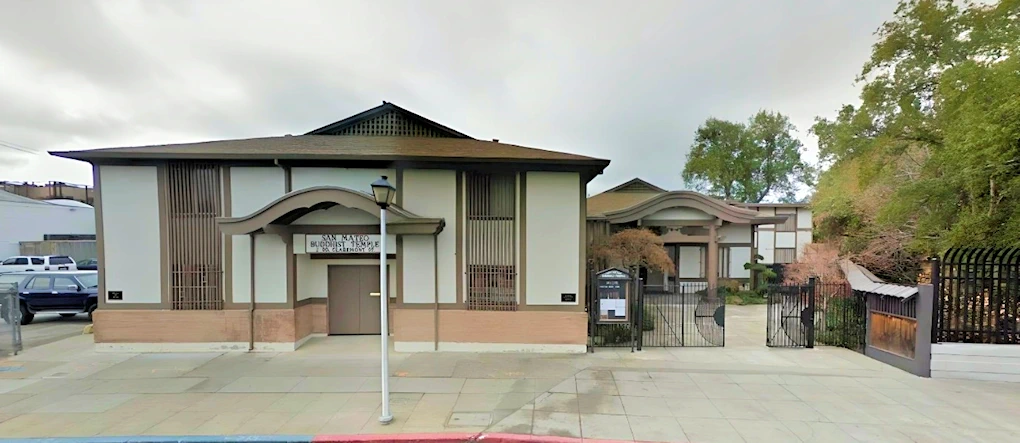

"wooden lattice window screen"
[328,111,449,137]
[165,162,223,310]
[775,208,797,232]
[465,172,517,311]
[774,248,797,264]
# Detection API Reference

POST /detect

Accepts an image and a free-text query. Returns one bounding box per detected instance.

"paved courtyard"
[0,305,1019,442]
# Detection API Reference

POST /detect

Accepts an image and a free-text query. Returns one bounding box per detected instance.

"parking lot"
[1,314,88,357]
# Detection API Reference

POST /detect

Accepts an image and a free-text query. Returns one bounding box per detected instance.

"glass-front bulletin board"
[596,268,631,324]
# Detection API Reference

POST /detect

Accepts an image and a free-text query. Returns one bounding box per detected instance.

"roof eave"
[52,150,610,168]
[750,216,793,225]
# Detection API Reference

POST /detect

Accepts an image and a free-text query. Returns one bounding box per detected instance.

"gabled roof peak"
[305,102,472,139]
[602,178,667,194]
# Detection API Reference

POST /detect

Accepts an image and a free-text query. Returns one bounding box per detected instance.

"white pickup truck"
[0,256,77,274]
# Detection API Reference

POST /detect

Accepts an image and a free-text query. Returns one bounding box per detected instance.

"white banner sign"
[306,234,381,254]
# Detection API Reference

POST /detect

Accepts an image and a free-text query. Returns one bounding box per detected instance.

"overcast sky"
[0,0,897,195]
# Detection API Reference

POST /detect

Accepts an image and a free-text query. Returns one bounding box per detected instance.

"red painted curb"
[313,433,648,443]
[313,433,475,443]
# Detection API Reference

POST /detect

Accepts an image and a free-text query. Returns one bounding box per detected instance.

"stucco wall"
[677,246,704,279]
[231,235,252,303]
[100,165,161,304]
[254,234,287,303]
[525,172,580,305]
[401,236,436,304]
[796,208,813,230]
[758,230,775,264]
[230,167,286,304]
[230,167,285,215]
[230,234,287,304]
[775,232,797,249]
[756,207,776,230]
[291,167,395,194]
[292,206,378,225]
[797,231,812,256]
[645,207,714,221]
[727,246,751,278]
[718,224,752,244]
[401,170,456,304]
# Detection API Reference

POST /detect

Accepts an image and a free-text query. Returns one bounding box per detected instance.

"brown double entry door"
[327,265,385,335]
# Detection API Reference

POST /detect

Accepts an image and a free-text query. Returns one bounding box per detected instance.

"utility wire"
[0,139,41,156]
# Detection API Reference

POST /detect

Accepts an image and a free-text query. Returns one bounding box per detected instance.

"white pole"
[379,207,393,424]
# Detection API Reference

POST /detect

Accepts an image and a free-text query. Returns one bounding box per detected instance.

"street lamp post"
[370,176,396,425]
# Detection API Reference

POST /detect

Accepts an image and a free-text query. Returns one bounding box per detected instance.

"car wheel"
[60,313,76,318]
[19,305,33,325]
[87,303,97,322]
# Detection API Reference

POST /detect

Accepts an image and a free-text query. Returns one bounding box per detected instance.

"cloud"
[0,0,897,194]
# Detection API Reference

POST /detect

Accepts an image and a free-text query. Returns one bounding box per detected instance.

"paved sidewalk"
[0,306,1018,442]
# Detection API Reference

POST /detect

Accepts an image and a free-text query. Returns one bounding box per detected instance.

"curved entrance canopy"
[599,191,788,225]
[217,186,444,236]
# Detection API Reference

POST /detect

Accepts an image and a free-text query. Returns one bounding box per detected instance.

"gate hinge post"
[807,277,817,349]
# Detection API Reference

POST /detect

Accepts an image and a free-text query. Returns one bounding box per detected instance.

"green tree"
[683,110,813,203]
[811,0,1020,281]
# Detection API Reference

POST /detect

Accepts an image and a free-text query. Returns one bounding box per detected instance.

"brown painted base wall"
[94,309,299,343]
[295,303,328,340]
[95,306,585,348]
[394,309,587,345]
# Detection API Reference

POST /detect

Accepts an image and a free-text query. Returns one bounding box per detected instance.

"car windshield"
[0,274,25,289]
[77,274,98,288]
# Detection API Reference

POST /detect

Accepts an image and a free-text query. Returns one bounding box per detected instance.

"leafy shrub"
[596,325,633,344]
[725,290,767,305]
[642,305,655,331]
[816,297,865,349]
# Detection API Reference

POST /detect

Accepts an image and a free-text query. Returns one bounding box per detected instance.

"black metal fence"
[766,280,865,351]
[816,284,867,352]
[767,282,815,348]
[588,279,725,349]
[935,248,1020,344]
[642,283,725,347]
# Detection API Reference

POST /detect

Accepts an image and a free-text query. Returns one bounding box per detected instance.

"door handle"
[369,292,381,297]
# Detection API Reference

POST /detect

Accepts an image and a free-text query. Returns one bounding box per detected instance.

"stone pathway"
[0,306,1018,442]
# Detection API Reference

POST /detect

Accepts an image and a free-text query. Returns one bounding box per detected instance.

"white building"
[586,178,812,288]
[51,102,608,352]
[0,190,95,258]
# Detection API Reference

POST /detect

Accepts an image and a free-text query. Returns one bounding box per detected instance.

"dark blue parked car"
[76,258,99,271]
[0,271,98,325]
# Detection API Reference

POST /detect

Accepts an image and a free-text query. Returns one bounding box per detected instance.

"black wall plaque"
[561,293,577,303]
[107,291,123,301]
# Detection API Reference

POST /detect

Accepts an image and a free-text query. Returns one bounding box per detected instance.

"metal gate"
[766,280,816,348]
[588,280,725,349]
[766,280,865,350]
[641,283,725,347]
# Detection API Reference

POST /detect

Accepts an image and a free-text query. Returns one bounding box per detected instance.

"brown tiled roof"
[587,191,661,217]
[51,135,609,166]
